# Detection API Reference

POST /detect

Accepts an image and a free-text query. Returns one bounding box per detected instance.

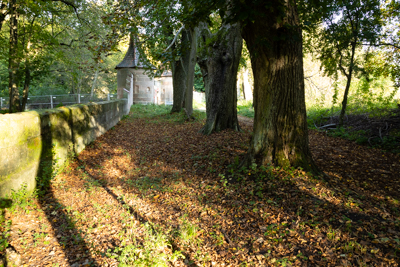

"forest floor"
[2,107,400,267]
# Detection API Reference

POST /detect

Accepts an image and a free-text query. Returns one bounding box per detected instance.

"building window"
[135,85,139,94]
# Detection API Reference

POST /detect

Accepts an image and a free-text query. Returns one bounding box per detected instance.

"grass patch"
[237,100,254,118]
[128,104,206,124]
[116,223,184,267]
[128,104,171,119]
[193,99,205,110]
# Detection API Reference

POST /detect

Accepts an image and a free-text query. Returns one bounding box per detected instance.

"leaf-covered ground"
[2,107,400,266]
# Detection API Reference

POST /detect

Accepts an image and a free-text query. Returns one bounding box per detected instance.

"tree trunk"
[240,0,318,173]
[171,30,189,113]
[338,41,356,127]
[90,66,99,100]
[182,27,197,117]
[171,28,197,116]
[171,58,187,113]
[0,2,7,32]
[21,63,30,111]
[8,0,20,113]
[199,22,242,135]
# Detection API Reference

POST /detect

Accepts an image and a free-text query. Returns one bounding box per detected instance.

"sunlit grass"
[237,100,254,118]
[128,104,171,119]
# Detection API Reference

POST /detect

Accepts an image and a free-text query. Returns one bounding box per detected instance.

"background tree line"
[0,0,125,112]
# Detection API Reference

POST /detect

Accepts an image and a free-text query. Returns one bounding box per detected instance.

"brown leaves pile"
[3,110,400,266]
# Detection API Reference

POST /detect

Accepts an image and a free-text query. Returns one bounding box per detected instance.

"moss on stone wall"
[0,100,128,198]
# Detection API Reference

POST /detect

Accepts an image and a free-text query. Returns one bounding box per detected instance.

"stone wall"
[0,100,129,198]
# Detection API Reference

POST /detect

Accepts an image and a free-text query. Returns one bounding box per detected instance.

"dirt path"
[3,114,400,266]
[237,115,253,127]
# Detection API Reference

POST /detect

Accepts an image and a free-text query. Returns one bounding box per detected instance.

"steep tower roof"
[115,35,146,69]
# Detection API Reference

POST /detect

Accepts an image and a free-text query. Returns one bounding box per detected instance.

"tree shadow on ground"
[73,115,399,265]
[10,111,399,266]
[80,166,199,267]
[34,110,97,266]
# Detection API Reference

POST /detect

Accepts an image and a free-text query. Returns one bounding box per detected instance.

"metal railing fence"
[0,93,126,111]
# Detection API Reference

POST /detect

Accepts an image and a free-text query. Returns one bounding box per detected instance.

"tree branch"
[335,41,349,78]
[164,25,185,52]
[50,0,81,20]
[363,42,400,50]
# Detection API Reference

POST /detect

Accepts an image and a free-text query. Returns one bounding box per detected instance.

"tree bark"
[0,1,7,32]
[8,0,20,113]
[171,58,187,113]
[240,0,318,172]
[199,21,242,135]
[182,27,197,117]
[21,63,31,111]
[171,27,197,116]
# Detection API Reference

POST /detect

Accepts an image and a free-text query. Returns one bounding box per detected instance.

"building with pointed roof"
[116,35,173,106]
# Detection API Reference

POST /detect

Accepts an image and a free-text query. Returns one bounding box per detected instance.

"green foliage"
[129,104,171,119]
[351,75,399,113]
[314,0,383,78]
[0,218,11,256]
[307,101,400,152]
[237,100,254,118]
[116,223,184,266]
[194,64,204,92]
[328,126,400,152]
[7,183,33,211]
[305,0,386,126]
[193,98,206,110]
[178,216,202,248]
[0,0,122,101]
[127,104,206,124]
[329,127,369,143]
[0,197,12,257]
[191,109,207,121]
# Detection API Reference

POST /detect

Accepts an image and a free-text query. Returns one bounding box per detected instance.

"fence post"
[78,94,81,104]
[50,95,53,109]
[107,94,110,101]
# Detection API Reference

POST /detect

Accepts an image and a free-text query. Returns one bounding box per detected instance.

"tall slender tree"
[8,0,20,112]
[315,0,382,127]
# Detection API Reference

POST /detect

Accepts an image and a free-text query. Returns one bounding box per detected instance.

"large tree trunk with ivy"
[240,0,318,173]
[171,28,197,117]
[8,0,20,113]
[198,21,242,135]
